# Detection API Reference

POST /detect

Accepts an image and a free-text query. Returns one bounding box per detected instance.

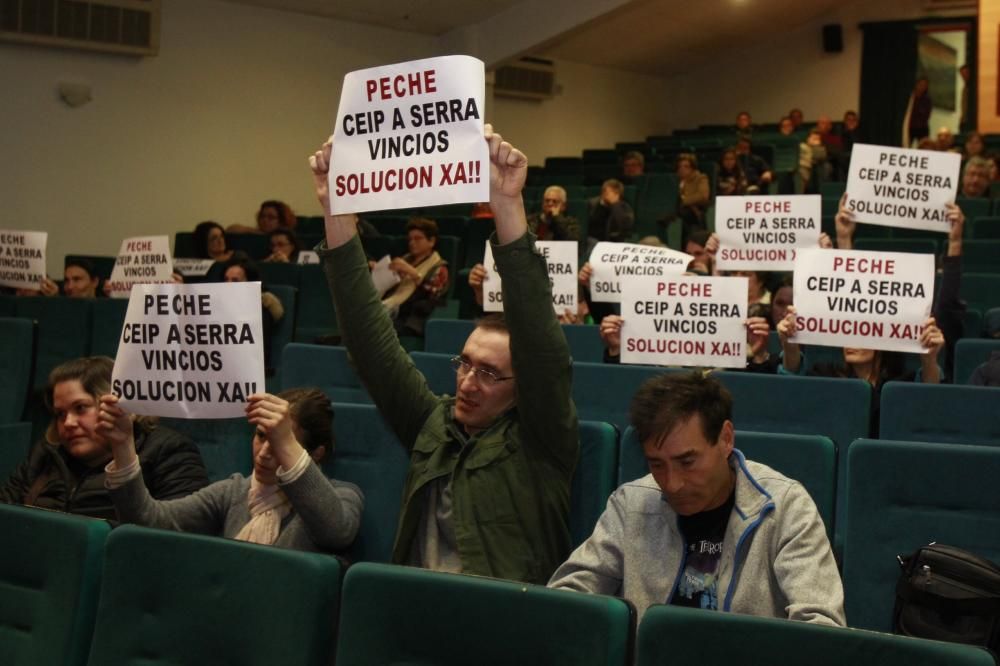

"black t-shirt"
[670,489,736,611]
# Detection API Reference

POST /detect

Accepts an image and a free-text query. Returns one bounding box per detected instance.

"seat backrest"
[962,239,1000,273]
[0,317,36,423]
[322,403,410,563]
[280,343,371,404]
[571,362,681,434]
[410,351,454,395]
[0,421,33,483]
[424,318,475,355]
[87,525,341,666]
[954,338,1000,384]
[15,296,92,387]
[88,298,129,359]
[0,504,109,666]
[961,273,1000,312]
[842,439,1000,632]
[618,427,836,538]
[879,382,1000,445]
[571,421,620,548]
[159,417,252,482]
[258,261,301,288]
[266,284,297,369]
[226,233,270,260]
[336,562,633,666]
[637,604,994,666]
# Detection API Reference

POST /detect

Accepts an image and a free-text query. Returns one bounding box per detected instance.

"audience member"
[228,200,297,235]
[963,131,986,163]
[263,228,302,263]
[59,257,101,298]
[904,77,932,147]
[100,389,363,555]
[221,257,284,370]
[0,357,209,520]
[778,116,795,136]
[798,129,829,193]
[970,352,1000,386]
[673,153,709,246]
[587,178,634,243]
[838,111,863,179]
[734,138,773,194]
[685,229,714,274]
[734,111,753,141]
[193,220,235,262]
[622,151,645,183]
[961,156,991,198]
[310,125,578,584]
[788,108,805,131]
[549,371,845,624]
[716,148,748,197]
[770,274,793,328]
[527,185,581,241]
[380,217,449,337]
[734,270,770,305]
[936,126,959,153]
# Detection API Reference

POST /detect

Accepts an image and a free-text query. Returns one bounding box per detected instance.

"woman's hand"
[599,314,624,357]
[98,394,138,468]
[246,393,305,469]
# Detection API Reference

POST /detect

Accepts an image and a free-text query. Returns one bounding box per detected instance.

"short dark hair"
[221,256,261,283]
[406,217,439,242]
[687,229,710,247]
[601,178,625,195]
[64,257,97,279]
[193,220,226,260]
[630,371,732,447]
[675,153,698,170]
[279,387,334,460]
[258,200,297,230]
[473,312,509,336]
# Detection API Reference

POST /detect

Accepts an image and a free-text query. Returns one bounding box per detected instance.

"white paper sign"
[482,240,578,314]
[715,195,821,270]
[112,282,266,419]
[329,55,489,214]
[172,258,215,277]
[371,255,402,297]
[621,275,748,368]
[588,242,692,303]
[0,230,47,290]
[107,236,174,298]
[845,144,960,232]
[297,251,320,265]
[791,248,934,354]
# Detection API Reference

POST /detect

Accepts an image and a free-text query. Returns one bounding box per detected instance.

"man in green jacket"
[309,125,579,584]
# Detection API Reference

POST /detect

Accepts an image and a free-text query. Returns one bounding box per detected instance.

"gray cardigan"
[548,450,845,625]
[109,462,363,555]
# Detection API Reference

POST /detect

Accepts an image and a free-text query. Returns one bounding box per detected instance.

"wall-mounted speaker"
[822,23,843,53]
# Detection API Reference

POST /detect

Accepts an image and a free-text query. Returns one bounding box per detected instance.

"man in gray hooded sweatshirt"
[549,371,845,625]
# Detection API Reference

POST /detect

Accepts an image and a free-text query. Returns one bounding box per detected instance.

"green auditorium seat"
[15,296,92,388]
[173,232,198,259]
[962,308,983,338]
[65,255,116,282]
[464,221,494,268]
[0,504,108,666]
[296,215,325,236]
[618,428,836,539]
[854,239,938,255]
[160,416,253,482]
[294,264,338,342]
[957,196,991,222]
[637,604,995,666]
[280,343,371,403]
[0,317,35,424]
[842,439,1000,632]
[267,284,297,370]
[0,422,33,482]
[257,261,301,287]
[954,338,1000,384]
[336,563,633,666]
[970,216,1000,239]
[88,298,129,358]
[323,403,410,563]
[86,525,341,666]
[879,382,1000,445]
[635,173,678,242]
[572,421,620,548]
[409,351,454,395]
[961,240,1000,273]
[424,319,606,363]
[820,181,847,199]
[571,362,681,434]
[226,233,269,260]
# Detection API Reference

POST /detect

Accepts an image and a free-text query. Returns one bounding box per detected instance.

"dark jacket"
[587,198,634,242]
[320,232,578,584]
[970,351,1000,387]
[0,424,209,521]
[527,211,581,242]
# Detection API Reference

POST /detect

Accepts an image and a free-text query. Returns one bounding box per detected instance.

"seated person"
[193,220,236,263]
[527,185,581,242]
[621,151,645,184]
[734,138,773,194]
[264,228,302,263]
[587,179,634,243]
[961,157,991,198]
[734,111,753,142]
[963,131,985,163]
[222,257,284,370]
[778,116,795,136]
[63,257,101,298]
[100,389,362,555]
[788,108,805,131]
[716,149,748,197]
[381,217,449,337]
[309,125,578,583]
[672,153,709,247]
[549,372,844,624]
[936,126,959,153]
[0,357,209,519]
[228,200,297,234]
[798,129,829,193]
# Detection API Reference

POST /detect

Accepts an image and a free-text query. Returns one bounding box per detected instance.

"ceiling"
[223,0,849,76]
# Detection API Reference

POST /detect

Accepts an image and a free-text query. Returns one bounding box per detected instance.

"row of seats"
[4,438,998,665]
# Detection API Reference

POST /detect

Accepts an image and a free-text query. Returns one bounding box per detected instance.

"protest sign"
[297,251,320,264]
[715,195,821,270]
[172,258,215,277]
[371,255,401,297]
[112,282,266,418]
[0,230,47,290]
[482,240,578,314]
[107,236,173,298]
[620,275,748,368]
[587,242,692,303]
[791,248,934,354]
[845,144,960,232]
[329,55,489,214]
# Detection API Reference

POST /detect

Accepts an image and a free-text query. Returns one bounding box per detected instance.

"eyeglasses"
[450,356,514,387]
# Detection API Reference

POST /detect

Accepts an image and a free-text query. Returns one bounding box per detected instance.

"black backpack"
[894,543,1000,654]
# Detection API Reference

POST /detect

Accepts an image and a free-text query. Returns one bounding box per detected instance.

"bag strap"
[897,577,1000,615]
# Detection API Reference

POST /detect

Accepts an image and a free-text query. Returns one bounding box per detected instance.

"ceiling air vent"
[0,0,160,56]
[494,57,555,101]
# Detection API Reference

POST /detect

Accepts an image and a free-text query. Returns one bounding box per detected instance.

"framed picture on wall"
[918,33,957,111]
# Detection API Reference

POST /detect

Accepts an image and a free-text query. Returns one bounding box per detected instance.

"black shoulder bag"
[894,543,1000,654]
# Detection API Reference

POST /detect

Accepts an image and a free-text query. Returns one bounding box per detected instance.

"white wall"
[0,0,439,275]
[490,59,673,165]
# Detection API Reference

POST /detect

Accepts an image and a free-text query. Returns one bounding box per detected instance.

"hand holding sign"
[245,393,306,470]
[98,394,138,469]
[599,314,624,358]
